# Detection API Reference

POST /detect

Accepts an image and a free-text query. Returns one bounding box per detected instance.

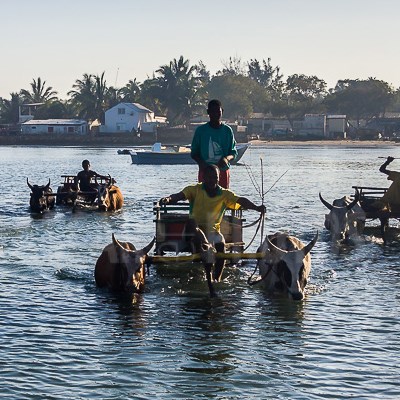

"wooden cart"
[352,185,400,243]
[153,201,245,256]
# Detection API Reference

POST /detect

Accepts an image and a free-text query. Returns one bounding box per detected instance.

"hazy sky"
[1,0,399,99]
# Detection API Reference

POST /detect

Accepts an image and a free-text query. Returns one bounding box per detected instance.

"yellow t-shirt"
[182,183,240,234]
[382,171,400,205]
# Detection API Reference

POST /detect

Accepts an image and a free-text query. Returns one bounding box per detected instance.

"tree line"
[1,55,399,128]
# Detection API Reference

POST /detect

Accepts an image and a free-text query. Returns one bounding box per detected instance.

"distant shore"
[0,133,397,148]
[249,139,397,147]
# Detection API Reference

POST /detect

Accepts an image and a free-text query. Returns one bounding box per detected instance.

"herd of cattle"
[28,178,369,300]
[27,177,123,213]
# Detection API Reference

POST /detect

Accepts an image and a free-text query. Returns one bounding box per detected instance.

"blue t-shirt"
[191,122,237,170]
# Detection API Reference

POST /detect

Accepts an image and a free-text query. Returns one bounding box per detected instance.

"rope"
[243,211,264,251]
[247,262,273,286]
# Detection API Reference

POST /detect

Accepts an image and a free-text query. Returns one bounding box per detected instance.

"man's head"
[203,164,220,190]
[82,160,91,170]
[207,99,223,125]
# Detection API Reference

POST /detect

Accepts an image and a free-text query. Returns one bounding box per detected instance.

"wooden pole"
[149,252,266,264]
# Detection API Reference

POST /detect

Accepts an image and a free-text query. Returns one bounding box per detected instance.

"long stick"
[149,252,266,264]
[260,157,265,245]
[377,157,399,159]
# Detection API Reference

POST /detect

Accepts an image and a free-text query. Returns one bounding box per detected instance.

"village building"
[295,114,347,138]
[101,103,163,134]
[20,119,88,134]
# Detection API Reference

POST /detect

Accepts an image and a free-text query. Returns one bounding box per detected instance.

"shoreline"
[0,134,397,148]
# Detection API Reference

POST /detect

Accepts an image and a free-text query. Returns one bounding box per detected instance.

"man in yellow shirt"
[161,164,265,296]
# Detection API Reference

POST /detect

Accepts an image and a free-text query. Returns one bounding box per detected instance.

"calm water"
[1,144,399,399]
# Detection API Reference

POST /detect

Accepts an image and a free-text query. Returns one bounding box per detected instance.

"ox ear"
[27,178,33,190]
[266,236,287,257]
[303,231,319,256]
[319,193,333,211]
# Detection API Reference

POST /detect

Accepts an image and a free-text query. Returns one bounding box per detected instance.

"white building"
[296,114,347,138]
[102,103,158,133]
[21,119,88,134]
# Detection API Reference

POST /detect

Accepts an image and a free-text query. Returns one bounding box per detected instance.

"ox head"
[319,192,360,240]
[97,175,114,211]
[27,178,52,212]
[258,232,318,300]
[110,234,155,291]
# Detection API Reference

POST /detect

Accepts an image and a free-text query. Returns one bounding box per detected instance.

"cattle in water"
[95,234,155,292]
[319,192,365,241]
[257,232,318,300]
[27,178,55,213]
[96,179,124,211]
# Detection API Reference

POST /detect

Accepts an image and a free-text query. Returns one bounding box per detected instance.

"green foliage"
[324,78,394,124]
[207,74,267,119]
[20,77,58,103]
[4,58,399,128]
[0,92,22,124]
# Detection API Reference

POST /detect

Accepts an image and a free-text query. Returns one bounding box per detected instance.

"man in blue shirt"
[191,99,237,188]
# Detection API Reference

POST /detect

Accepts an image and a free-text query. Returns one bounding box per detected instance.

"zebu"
[95,234,155,292]
[319,192,365,241]
[27,178,55,213]
[96,179,124,211]
[256,232,318,300]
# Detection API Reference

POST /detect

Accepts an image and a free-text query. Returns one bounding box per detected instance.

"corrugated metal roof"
[22,119,87,125]
[121,102,153,113]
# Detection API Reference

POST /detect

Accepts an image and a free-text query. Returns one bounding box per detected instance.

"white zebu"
[319,192,365,241]
[257,232,318,300]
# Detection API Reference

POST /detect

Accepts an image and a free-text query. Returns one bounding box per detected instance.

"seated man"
[379,156,400,211]
[160,164,265,296]
[74,159,109,203]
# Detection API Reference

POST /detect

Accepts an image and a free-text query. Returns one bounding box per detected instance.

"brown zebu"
[96,179,124,211]
[95,234,154,292]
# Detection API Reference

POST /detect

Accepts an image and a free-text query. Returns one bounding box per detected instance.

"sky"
[1,0,399,100]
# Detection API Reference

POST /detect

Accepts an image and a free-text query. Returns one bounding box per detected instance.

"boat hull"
[130,143,250,165]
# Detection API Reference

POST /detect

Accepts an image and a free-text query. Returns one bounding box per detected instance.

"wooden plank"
[150,251,265,264]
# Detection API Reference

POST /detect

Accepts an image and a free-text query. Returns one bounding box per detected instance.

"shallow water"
[1,144,399,399]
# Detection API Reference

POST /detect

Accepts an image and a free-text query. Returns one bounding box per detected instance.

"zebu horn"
[112,233,132,252]
[112,234,155,255]
[302,231,319,256]
[319,193,333,211]
[45,178,51,189]
[141,237,155,254]
[27,178,33,190]
[266,236,288,257]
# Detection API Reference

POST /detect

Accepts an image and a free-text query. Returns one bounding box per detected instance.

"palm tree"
[155,56,206,126]
[0,92,22,124]
[93,72,108,122]
[20,77,58,103]
[68,73,96,120]
[120,79,141,103]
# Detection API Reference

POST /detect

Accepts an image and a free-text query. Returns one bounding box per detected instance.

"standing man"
[191,99,237,188]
